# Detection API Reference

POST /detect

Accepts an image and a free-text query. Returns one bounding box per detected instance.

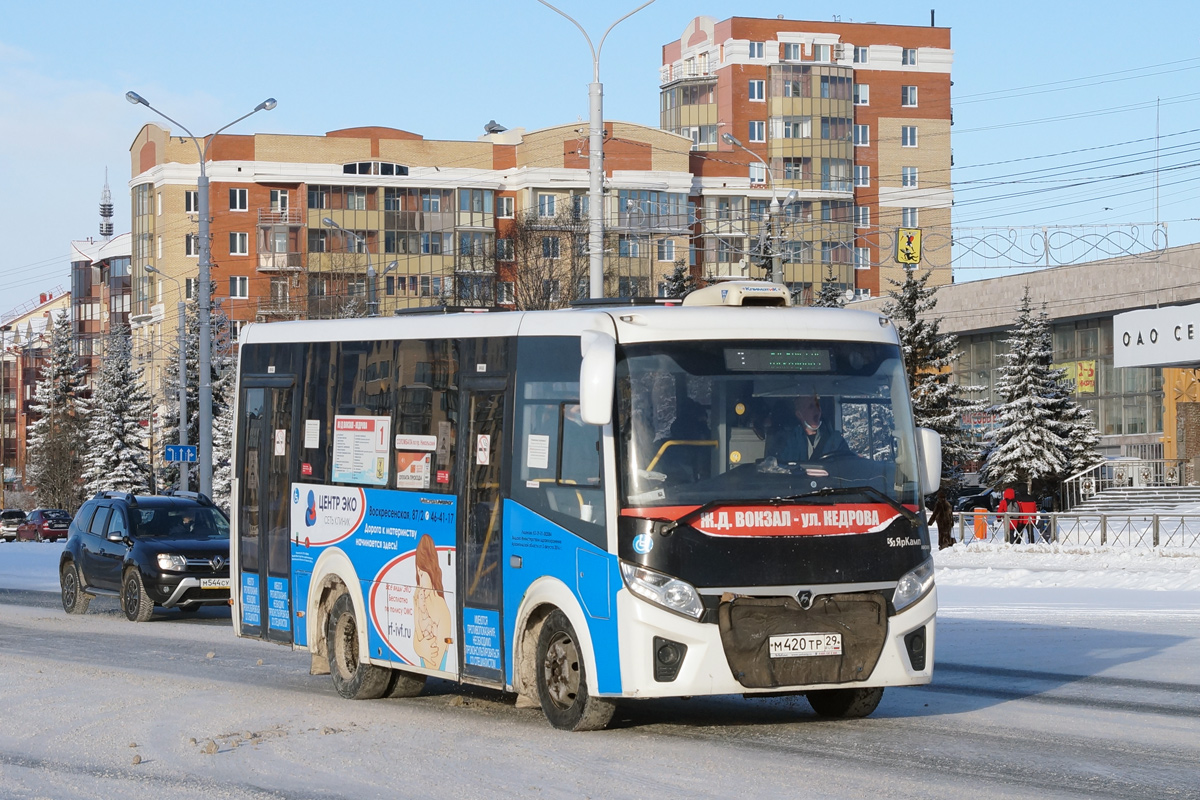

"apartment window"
[853,83,869,105]
[571,195,589,219]
[618,235,642,258]
[385,276,395,296]
[902,48,917,66]
[780,116,811,139]
[419,190,439,212]
[901,85,918,107]
[458,231,489,257]
[902,207,919,227]
[229,232,248,256]
[459,188,494,214]
[854,165,870,187]
[229,188,247,211]
[156,192,162,216]
[822,159,851,192]
[748,41,764,59]
[157,236,162,259]
[902,167,919,188]
[853,46,869,64]
[270,189,289,213]
[749,162,767,184]
[748,120,765,142]
[496,238,514,261]
[813,44,832,62]
[855,206,870,228]
[497,196,514,218]
[537,193,556,217]
[822,242,851,264]
[542,236,560,259]
[185,190,199,213]
[855,247,871,270]
[421,232,451,254]
[229,276,249,299]
[781,157,811,181]
[902,126,918,147]
[783,43,801,61]
[657,239,675,262]
[854,124,870,146]
[185,278,197,299]
[748,80,765,101]
[307,187,328,209]
[185,234,199,257]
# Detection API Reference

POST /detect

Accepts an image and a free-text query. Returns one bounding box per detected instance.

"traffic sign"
[165,445,198,463]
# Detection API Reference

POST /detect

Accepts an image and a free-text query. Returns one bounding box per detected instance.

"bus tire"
[387,669,427,698]
[326,592,390,700]
[535,609,615,731]
[60,562,91,615]
[805,687,884,719]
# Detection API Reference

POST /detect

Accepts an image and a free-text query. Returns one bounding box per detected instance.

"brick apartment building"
[660,15,953,300]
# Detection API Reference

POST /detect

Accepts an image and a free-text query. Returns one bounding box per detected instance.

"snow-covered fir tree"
[1038,307,1104,480]
[25,311,90,511]
[881,267,980,486]
[81,327,152,495]
[159,295,236,493]
[661,260,698,298]
[210,364,236,512]
[980,288,1069,492]
[812,266,847,308]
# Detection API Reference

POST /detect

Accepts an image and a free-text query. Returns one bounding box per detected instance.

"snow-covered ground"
[1,540,1198,799]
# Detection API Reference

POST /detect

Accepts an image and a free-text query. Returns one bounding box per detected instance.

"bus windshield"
[616,339,922,510]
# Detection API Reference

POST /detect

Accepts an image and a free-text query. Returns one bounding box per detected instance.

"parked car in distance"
[59,491,230,621]
[954,486,1000,513]
[1,509,28,542]
[16,509,71,542]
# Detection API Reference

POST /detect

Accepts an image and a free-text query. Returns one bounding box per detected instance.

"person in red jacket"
[999,487,1021,544]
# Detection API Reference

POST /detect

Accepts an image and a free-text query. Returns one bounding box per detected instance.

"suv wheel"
[60,562,92,614]
[122,569,154,622]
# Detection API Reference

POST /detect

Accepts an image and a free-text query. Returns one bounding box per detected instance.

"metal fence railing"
[951,512,1200,548]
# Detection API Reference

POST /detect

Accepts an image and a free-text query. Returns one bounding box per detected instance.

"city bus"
[230,280,941,731]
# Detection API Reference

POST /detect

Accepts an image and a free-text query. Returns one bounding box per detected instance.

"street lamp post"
[146,266,189,492]
[536,0,657,299]
[369,261,397,317]
[722,132,784,285]
[125,91,276,499]
[0,324,9,509]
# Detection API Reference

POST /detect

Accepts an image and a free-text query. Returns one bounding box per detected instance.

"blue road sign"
[165,445,198,463]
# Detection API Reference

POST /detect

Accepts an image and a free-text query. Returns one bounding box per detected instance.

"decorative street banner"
[290,483,458,674]
[896,228,922,265]
[331,415,391,486]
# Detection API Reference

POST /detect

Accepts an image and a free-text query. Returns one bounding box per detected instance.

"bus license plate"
[768,633,842,658]
[200,578,230,589]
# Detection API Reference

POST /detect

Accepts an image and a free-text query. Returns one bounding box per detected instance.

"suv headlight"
[893,558,935,613]
[157,553,188,572]
[620,562,704,619]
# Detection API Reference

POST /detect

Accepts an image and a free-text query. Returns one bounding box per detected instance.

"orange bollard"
[973,508,988,539]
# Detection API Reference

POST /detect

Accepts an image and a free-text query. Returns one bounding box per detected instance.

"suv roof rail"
[94,490,138,505]
[162,489,215,507]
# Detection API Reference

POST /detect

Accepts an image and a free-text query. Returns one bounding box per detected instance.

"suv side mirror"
[106,531,125,543]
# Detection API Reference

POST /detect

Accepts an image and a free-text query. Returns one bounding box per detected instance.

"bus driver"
[768,393,849,463]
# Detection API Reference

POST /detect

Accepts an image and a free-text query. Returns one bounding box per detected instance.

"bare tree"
[507,209,592,310]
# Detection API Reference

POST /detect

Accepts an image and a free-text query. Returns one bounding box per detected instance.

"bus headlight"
[620,562,704,619]
[893,558,935,613]
[157,553,188,572]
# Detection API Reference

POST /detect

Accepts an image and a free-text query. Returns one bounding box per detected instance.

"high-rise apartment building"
[661,15,953,299]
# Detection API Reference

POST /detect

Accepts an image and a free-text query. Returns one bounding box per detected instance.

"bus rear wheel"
[806,687,884,719]
[326,592,391,700]
[535,609,615,731]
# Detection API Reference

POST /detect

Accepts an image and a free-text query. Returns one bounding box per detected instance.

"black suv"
[60,491,231,621]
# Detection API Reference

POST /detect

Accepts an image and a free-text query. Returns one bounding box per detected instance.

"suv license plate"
[768,633,842,658]
[200,578,230,589]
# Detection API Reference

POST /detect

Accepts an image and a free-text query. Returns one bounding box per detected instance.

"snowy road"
[1,543,1198,799]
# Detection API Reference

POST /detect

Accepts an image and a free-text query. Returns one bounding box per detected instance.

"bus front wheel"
[805,687,884,718]
[327,592,391,700]
[535,609,615,731]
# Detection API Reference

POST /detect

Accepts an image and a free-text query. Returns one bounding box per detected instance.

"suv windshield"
[616,339,922,508]
[131,506,230,540]
[1,510,26,521]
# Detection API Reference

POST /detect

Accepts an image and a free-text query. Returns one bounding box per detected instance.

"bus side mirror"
[579,330,615,426]
[916,427,942,495]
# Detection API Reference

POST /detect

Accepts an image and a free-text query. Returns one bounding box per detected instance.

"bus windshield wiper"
[776,485,920,525]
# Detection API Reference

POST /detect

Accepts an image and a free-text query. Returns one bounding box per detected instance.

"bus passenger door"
[236,379,296,645]
[458,380,507,686]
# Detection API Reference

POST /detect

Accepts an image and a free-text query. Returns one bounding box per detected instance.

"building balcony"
[255,298,303,321]
[257,253,304,272]
[258,209,304,225]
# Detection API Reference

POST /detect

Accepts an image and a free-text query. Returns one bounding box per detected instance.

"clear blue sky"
[1,0,1197,312]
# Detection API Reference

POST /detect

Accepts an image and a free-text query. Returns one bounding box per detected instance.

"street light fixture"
[322,218,379,316]
[536,0,657,299]
[722,132,787,285]
[145,265,189,492]
[126,90,276,499]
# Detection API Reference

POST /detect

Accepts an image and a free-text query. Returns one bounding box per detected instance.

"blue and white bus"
[231,281,941,730]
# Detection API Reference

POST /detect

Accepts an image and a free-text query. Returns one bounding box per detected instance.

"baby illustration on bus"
[413,534,452,671]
